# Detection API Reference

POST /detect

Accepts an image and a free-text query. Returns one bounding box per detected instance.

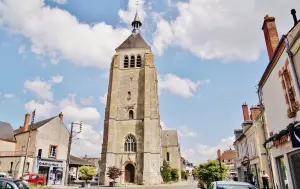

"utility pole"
[217,149,222,173]
[65,121,83,185]
[21,110,36,177]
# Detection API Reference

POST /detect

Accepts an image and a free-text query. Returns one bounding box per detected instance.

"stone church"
[99,11,181,185]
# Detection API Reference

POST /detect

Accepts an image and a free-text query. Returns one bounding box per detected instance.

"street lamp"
[217,149,222,173]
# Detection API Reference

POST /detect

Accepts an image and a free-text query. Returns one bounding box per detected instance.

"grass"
[29,184,54,189]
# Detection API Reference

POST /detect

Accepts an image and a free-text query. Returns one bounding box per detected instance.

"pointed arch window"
[129,110,134,120]
[124,56,129,68]
[124,134,137,152]
[136,55,142,67]
[130,55,135,68]
[166,152,170,161]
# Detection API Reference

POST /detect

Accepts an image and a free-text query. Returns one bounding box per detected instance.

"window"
[136,55,141,67]
[127,91,131,100]
[166,152,170,161]
[49,145,57,158]
[38,149,42,159]
[10,162,13,172]
[0,181,3,189]
[129,110,134,120]
[124,56,129,68]
[124,134,137,152]
[281,69,298,117]
[130,55,135,68]
[5,183,13,189]
[26,162,30,172]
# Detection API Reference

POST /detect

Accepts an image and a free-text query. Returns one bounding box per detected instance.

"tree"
[196,160,228,186]
[79,166,97,184]
[170,168,179,181]
[192,167,199,179]
[107,166,123,184]
[160,160,171,182]
[181,170,187,180]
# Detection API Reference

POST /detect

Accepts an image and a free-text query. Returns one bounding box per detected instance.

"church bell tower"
[99,11,162,185]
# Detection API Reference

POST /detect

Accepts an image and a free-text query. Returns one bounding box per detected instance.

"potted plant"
[107,166,123,187]
[79,166,96,188]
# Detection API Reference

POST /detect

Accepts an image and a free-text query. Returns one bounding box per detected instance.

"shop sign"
[274,135,289,147]
[39,160,63,167]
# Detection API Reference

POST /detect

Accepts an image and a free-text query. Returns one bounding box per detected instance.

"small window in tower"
[124,56,129,68]
[136,55,142,67]
[129,110,134,119]
[130,55,135,68]
[166,152,170,161]
[127,91,131,100]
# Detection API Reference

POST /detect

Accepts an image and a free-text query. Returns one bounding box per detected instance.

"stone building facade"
[99,12,181,185]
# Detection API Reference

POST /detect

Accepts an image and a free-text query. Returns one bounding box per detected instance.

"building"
[233,104,272,188]
[99,11,181,185]
[0,113,69,186]
[69,155,95,181]
[220,149,237,179]
[258,11,300,189]
[180,157,194,173]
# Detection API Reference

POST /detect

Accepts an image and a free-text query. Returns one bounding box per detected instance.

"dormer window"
[130,55,135,68]
[136,55,141,67]
[124,56,129,68]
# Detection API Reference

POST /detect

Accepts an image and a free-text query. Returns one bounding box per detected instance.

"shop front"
[37,159,65,186]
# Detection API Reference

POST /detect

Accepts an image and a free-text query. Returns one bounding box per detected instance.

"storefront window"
[276,156,288,189]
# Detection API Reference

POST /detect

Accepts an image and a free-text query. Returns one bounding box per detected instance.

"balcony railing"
[0,151,34,157]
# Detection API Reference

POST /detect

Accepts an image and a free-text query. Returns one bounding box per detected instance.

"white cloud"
[24,100,56,118]
[59,95,100,122]
[99,93,107,105]
[3,93,15,98]
[80,96,93,106]
[178,126,197,137]
[118,0,146,25]
[52,0,67,4]
[153,0,300,62]
[18,45,26,54]
[24,75,63,101]
[0,0,131,69]
[182,136,235,165]
[51,75,63,84]
[71,123,103,157]
[158,74,209,98]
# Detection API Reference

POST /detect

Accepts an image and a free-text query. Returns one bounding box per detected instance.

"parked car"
[0,173,8,178]
[209,181,257,189]
[19,173,45,185]
[0,178,29,189]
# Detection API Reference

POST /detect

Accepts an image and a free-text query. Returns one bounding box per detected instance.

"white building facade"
[259,14,300,189]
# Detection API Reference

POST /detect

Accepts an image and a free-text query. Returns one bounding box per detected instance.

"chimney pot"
[291,9,298,26]
[59,112,63,121]
[262,14,279,60]
[242,103,250,121]
[23,113,31,132]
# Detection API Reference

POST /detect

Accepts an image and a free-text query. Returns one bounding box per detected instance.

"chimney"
[291,9,298,26]
[59,112,63,121]
[242,103,250,121]
[250,105,261,120]
[23,113,30,132]
[262,14,279,60]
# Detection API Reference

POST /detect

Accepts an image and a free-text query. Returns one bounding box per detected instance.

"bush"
[181,170,187,180]
[79,166,97,184]
[170,168,179,181]
[160,160,171,182]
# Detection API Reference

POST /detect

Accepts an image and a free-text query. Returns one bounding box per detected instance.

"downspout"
[284,35,300,93]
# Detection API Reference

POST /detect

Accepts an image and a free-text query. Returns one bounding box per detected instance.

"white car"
[209,181,257,189]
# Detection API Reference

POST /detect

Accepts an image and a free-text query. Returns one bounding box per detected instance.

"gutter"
[284,35,300,93]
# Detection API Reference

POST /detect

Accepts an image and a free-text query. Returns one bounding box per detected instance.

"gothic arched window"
[129,110,134,119]
[166,152,170,161]
[124,56,129,68]
[130,55,135,68]
[124,134,137,152]
[136,55,142,67]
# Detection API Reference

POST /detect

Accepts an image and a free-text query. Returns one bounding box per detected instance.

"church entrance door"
[125,163,135,183]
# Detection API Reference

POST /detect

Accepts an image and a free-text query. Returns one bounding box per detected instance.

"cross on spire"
[131,0,142,34]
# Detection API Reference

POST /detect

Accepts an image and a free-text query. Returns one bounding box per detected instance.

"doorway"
[125,163,135,183]
[38,166,49,185]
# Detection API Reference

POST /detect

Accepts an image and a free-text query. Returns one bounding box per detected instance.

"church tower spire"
[131,11,142,34]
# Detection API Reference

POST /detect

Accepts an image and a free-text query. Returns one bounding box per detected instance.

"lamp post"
[217,149,222,173]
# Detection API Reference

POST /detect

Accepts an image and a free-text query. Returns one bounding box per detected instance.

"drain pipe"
[283,35,300,93]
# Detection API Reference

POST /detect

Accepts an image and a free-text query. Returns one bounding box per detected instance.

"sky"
[0,0,299,165]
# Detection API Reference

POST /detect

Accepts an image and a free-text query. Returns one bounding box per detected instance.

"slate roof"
[0,121,16,142]
[116,33,151,50]
[70,155,95,166]
[161,130,179,146]
[14,116,56,135]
